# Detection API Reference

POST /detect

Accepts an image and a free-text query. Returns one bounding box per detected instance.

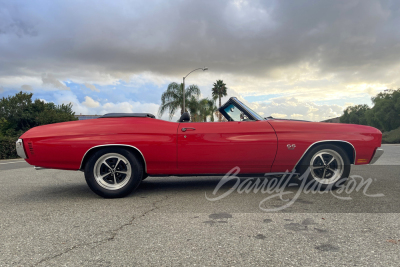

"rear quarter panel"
[268,120,382,172]
[20,118,178,174]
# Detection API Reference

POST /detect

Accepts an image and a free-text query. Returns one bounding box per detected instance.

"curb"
[0,158,23,162]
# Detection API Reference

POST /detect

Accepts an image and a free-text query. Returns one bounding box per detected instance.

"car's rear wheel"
[297,144,350,190]
[84,147,143,198]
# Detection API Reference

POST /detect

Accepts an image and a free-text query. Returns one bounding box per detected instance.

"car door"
[177,120,277,174]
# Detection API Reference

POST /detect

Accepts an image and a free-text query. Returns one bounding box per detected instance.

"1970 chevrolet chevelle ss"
[16,97,384,198]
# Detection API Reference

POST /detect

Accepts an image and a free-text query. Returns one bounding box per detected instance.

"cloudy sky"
[1,0,399,121]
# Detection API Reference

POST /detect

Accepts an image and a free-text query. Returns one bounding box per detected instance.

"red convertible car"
[16,97,384,198]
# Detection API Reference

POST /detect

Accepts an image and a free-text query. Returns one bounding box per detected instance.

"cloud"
[84,83,100,92]
[82,96,100,108]
[1,0,399,121]
[51,90,163,118]
[1,1,399,81]
[0,6,38,38]
[99,101,159,115]
[42,74,69,90]
[29,83,345,122]
[21,84,32,91]
[290,114,304,119]
[271,113,287,118]
[252,96,343,121]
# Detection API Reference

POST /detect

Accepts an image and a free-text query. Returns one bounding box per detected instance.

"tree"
[367,89,400,132]
[199,98,217,122]
[211,80,228,121]
[340,104,370,125]
[0,91,77,136]
[339,89,400,132]
[158,82,201,120]
[187,97,217,122]
[187,96,202,122]
[35,101,77,126]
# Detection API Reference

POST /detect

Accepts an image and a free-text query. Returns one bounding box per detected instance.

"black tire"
[296,144,350,190]
[84,147,143,198]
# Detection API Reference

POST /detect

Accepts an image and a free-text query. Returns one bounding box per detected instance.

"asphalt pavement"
[0,145,399,266]
[0,159,30,171]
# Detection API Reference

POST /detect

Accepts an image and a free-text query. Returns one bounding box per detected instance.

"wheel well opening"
[80,145,147,175]
[304,141,355,165]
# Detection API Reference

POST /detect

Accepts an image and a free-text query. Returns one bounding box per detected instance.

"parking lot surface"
[0,144,399,266]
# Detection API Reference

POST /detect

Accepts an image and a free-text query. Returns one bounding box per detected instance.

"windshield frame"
[219,97,264,121]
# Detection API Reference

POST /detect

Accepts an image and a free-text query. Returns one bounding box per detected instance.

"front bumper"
[370,148,384,164]
[16,139,27,159]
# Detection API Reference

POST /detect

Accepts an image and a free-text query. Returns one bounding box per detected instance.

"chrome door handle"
[181,127,196,132]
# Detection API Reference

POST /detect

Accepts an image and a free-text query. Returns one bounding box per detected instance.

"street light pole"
[182,76,185,113]
[182,67,208,113]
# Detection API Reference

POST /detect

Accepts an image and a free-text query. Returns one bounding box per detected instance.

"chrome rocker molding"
[293,140,356,169]
[369,148,384,165]
[79,144,147,172]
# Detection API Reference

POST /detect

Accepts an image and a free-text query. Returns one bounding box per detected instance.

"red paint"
[20,117,382,175]
[177,120,277,174]
[268,120,382,172]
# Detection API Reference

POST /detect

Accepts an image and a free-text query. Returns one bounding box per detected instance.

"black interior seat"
[178,112,190,122]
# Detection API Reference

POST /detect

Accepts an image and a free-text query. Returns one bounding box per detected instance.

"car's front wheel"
[297,144,351,190]
[84,147,143,198]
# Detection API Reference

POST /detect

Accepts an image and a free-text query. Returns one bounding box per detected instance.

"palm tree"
[187,96,201,122]
[199,98,217,122]
[158,82,200,120]
[211,80,228,121]
[187,97,217,122]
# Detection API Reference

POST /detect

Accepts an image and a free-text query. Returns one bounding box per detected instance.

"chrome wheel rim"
[310,149,344,185]
[94,153,132,190]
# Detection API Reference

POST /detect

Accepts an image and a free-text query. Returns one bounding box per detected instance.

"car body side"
[19,117,382,175]
[267,120,382,172]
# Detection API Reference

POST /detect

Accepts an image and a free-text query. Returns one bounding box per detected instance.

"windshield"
[220,97,264,121]
[223,104,251,121]
[235,100,264,120]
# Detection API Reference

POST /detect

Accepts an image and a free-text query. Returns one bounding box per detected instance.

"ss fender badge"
[287,144,296,150]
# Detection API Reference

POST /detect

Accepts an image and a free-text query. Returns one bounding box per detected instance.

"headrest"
[178,112,190,122]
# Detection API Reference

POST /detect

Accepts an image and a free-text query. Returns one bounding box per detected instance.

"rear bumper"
[16,139,27,159]
[370,148,384,164]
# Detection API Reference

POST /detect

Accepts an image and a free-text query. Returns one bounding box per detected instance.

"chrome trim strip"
[79,144,147,172]
[369,148,384,164]
[293,140,356,170]
[16,139,27,159]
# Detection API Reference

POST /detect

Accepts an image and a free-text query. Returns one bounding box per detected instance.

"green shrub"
[0,136,19,159]
[382,127,400,144]
[0,91,77,159]
[340,89,400,132]
[0,91,77,136]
